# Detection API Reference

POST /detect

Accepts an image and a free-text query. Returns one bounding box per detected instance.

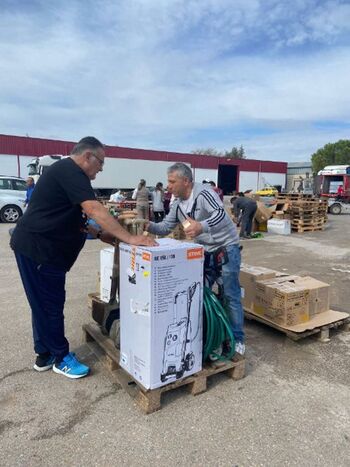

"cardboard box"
[119,238,203,390]
[100,247,114,303]
[254,276,309,326]
[257,220,268,232]
[254,202,275,224]
[245,192,260,201]
[240,263,278,311]
[294,276,330,317]
[267,219,291,235]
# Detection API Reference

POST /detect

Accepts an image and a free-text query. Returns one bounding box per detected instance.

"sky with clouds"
[1,0,350,162]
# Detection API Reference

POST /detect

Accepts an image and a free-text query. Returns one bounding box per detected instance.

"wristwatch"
[96,229,103,239]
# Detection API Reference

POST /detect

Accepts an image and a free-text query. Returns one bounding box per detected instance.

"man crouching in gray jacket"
[146,162,245,356]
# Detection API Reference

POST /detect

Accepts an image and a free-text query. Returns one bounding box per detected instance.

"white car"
[0,175,27,223]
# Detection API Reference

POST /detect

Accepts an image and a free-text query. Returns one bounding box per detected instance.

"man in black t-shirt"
[11,136,157,379]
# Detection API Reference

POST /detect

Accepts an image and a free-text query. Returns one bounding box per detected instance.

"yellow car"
[255,186,278,196]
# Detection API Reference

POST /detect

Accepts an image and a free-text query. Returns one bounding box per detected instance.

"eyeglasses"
[91,152,105,167]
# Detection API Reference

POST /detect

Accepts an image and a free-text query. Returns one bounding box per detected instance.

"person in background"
[147,162,245,356]
[336,184,344,200]
[152,182,165,222]
[232,192,257,239]
[24,177,35,207]
[297,177,304,193]
[11,137,157,380]
[209,181,224,201]
[133,179,150,219]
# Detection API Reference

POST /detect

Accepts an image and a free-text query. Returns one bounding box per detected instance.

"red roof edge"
[0,134,287,173]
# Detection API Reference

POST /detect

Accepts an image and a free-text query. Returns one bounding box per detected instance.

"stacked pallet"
[274,194,328,233]
[289,199,328,232]
[276,193,315,202]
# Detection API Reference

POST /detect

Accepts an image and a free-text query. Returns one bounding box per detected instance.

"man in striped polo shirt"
[146,162,245,356]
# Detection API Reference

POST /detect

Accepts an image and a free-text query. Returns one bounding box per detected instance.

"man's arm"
[24,189,29,207]
[233,198,242,218]
[147,202,179,235]
[81,200,157,246]
[198,189,229,234]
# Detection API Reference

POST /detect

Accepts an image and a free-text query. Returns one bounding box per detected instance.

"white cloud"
[0,0,349,161]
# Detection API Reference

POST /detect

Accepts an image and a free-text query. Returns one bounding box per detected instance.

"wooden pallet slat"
[292,226,326,232]
[82,322,245,414]
[291,219,326,225]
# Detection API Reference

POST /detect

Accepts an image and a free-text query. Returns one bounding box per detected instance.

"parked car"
[255,186,278,196]
[0,175,27,222]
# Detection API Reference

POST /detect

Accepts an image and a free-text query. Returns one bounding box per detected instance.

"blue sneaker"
[53,352,90,379]
[33,353,55,372]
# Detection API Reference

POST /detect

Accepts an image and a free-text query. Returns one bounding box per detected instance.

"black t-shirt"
[11,158,96,271]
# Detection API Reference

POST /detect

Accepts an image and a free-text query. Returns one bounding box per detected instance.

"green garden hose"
[203,286,235,361]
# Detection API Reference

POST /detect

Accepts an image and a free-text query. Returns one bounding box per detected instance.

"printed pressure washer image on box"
[119,238,204,390]
[160,281,201,383]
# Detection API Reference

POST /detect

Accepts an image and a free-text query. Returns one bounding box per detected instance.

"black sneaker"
[33,353,55,372]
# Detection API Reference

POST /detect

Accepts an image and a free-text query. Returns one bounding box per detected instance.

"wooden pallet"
[291,220,327,226]
[291,216,326,222]
[292,225,326,232]
[82,322,245,414]
[277,194,316,201]
[244,310,350,342]
[290,206,327,211]
[291,221,326,228]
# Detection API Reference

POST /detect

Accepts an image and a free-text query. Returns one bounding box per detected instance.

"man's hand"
[183,217,203,239]
[130,235,158,247]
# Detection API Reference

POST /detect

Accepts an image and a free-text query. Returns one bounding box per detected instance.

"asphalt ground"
[1,214,350,467]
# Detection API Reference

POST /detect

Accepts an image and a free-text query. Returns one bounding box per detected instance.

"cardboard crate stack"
[271,194,328,233]
[240,264,331,327]
[251,200,277,233]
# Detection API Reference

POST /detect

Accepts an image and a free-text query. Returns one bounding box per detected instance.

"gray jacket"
[233,196,257,217]
[148,183,239,252]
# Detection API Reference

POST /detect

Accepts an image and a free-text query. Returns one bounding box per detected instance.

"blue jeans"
[14,252,69,361]
[204,244,245,343]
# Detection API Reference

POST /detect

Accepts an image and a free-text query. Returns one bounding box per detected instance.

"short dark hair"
[138,179,146,190]
[71,136,104,155]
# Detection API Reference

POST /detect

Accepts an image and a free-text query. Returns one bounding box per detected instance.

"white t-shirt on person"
[151,190,164,212]
[178,190,194,216]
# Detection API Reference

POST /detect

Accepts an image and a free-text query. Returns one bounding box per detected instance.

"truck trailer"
[318,165,350,201]
[27,155,177,196]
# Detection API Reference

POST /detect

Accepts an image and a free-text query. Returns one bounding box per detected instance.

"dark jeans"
[240,207,257,236]
[154,211,165,222]
[14,252,69,362]
[204,244,244,343]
